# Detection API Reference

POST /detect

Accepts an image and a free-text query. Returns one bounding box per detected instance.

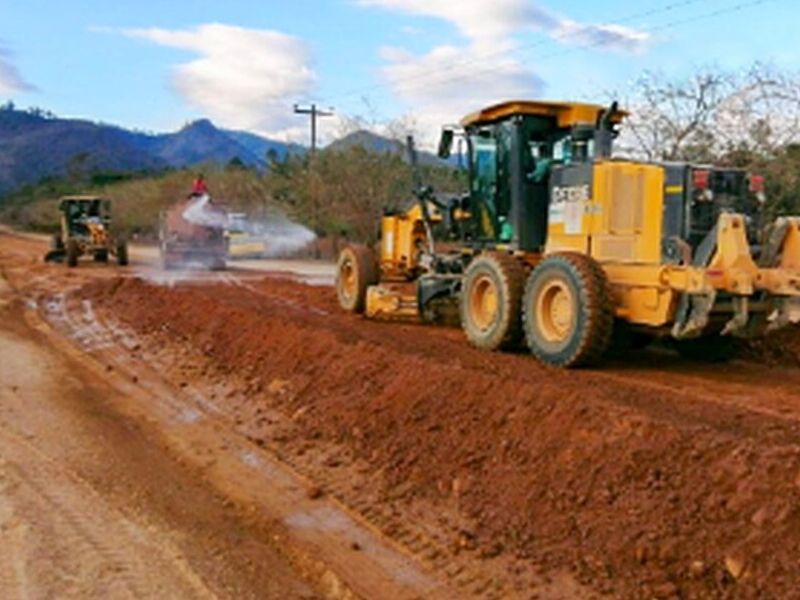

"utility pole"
[293,103,334,259]
[293,103,335,154]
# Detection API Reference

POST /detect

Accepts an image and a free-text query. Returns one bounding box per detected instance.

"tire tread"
[523,252,614,367]
[460,252,527,351]
[336,244,378,313]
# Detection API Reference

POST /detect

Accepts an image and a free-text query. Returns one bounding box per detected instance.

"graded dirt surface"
[0,230,457,600]
[0,279,319,597]
[2,227,800,599]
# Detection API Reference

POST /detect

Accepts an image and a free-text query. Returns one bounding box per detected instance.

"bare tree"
[715,64,800,156]
[614,64,800,163]
[615,70,734,162]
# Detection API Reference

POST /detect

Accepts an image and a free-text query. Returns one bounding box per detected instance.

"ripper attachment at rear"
[336,100,800,367]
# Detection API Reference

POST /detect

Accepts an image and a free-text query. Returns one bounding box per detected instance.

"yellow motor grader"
[45,196,129,268]
[336,100,800,367]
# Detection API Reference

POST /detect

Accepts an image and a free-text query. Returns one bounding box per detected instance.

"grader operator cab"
[336,100,800,367]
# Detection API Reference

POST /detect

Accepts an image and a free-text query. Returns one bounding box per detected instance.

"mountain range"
[0,108,304,195]
[0,107,454,197]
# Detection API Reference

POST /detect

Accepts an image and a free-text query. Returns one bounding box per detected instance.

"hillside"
[142,119,259,169]
[326,129,459,167]
[224,129,305,162]
[0,103,464,199]
[0,110,164,195]
[326,129,404,154]
[0,108,299,196]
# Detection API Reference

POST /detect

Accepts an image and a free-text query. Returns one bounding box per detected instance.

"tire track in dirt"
[0,458,31,600]
[0,423,216,599]
[0,297,220,598]
[0,259,324,600]
[0,377,218,599]
[16,283,460,599]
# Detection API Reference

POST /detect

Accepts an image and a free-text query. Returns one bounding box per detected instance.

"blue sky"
[0,0,796,144]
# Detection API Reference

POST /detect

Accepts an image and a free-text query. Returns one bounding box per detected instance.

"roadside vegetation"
[0,147,464,247]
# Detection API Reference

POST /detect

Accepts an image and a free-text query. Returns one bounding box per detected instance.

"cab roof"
[460,100,627,129]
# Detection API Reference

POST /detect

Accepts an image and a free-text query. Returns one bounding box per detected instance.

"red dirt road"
[2,228,800,599]
[0,232,460,599]
[0,275,318,597]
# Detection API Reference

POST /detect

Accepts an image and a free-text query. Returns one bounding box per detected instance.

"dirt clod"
[689,560,706,578]
[725,556,746,580]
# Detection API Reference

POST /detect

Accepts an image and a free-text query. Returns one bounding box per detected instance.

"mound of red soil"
[81,276,800,599]
[743,325,800,367]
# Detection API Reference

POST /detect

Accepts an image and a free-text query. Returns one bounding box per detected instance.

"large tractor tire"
[522,253,614,368]
[66,239,80,268]
[336,245,378,313]
[460,253,526,351]
[116,241,129,266]
[51,234,64,251]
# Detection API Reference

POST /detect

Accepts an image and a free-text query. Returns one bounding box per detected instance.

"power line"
[326,0,716,107]
[298,0,776,137]
[394,0,778,112]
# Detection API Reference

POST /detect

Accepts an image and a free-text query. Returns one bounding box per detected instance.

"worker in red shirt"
[190,173,209,197]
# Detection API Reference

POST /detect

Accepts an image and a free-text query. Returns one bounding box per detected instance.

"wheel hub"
[470,274,499,331]
[537,280,575,343]
[339,259,356,300]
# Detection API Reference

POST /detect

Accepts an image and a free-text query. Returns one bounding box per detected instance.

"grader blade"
[365,285,420,321]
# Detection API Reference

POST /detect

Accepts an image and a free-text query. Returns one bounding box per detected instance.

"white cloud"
[554,21,650,53]
[399,25,424,36]
[121,23,315,136]
[0,46,34,95]
[358,0,649,51]
[359,0,550,42]
[380,41,544,145]
[358,0,649,146]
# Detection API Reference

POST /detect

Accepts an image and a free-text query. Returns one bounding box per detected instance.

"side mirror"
[437,128,454,159]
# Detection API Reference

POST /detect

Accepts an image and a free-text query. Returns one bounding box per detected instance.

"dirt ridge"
[78,275,800,599]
